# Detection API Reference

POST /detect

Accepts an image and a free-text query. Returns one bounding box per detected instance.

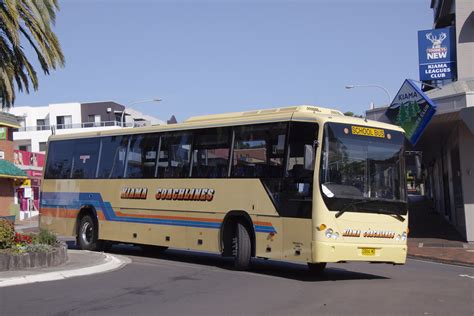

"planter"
[0,215,15,224]
[0,242,68,271]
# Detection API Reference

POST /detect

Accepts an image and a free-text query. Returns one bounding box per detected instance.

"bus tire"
[77,215,98,251]
[232,222,252,270]
[308,262,327,274]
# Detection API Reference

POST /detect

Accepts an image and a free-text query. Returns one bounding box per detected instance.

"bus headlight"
[401,232,407,241]
[395,234,401,241]
[332,232,339,239]
[325,228,334,238]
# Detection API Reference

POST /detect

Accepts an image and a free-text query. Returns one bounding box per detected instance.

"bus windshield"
[320,122,407,215]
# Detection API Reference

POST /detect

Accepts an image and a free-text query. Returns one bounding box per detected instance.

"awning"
[0,160,27,179]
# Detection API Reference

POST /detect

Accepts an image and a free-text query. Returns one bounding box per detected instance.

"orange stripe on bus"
[41,207,106,220]
[115,211,223,223]
[254,221,273,227]
[41,208,79,219]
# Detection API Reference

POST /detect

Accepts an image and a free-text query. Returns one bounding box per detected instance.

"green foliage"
[344,111,364,118]
[0,219,15,249]
[0,0,65,109]
[36,229,57,246]
[396,104,409,125]
[12,243,53,254]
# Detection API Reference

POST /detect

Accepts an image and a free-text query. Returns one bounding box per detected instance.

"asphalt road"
[0,246,473,316]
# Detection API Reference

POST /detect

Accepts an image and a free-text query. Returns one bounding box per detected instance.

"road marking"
[408,258,474,268]
[459,274,474,279]
[0,252,131,288]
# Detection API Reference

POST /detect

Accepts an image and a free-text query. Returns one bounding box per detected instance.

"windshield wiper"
[335,199,406,222]
[335,199,375,218]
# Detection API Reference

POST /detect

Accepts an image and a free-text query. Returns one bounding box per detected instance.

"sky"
[14,0,433,122]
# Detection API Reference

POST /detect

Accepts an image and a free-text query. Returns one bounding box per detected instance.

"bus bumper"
[311,240,407,264]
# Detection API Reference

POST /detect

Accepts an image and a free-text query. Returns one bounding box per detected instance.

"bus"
[40,105,408,272]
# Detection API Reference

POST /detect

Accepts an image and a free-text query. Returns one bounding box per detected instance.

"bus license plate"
[361,248,375,256]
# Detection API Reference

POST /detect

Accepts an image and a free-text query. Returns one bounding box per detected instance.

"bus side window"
[157,132,192,178]
[287,122,319,178]
[97,135,129,179]
[231,123,287,178]
[125,133,159,178]
[191,127,231,178]
[44,140,75,179]
[71,138,100,179]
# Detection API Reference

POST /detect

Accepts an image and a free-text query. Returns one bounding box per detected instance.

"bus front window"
[320,123,407,215]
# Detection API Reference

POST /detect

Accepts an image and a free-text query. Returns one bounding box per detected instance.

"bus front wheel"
[77,215,98,251]
[232,222,252,270]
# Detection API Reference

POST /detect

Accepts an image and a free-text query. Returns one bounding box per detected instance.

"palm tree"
[0,0,64,109]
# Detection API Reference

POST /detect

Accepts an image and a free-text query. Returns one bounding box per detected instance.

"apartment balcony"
[17,120,140,132]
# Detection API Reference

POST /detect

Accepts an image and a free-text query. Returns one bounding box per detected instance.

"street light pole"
[345,84,392,107]
[121,98,162,127]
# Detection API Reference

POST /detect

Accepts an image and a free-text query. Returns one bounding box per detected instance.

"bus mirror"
[304,144,314,170]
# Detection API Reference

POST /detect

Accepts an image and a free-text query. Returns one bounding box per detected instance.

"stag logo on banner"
[418,27,456,81]
[425,32,447,60]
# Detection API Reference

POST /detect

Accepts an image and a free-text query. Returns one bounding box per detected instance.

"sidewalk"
[0,217,130,288]
[407,195,474,267]
[0,249,129,287]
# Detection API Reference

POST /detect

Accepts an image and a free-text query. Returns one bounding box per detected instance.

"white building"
[9,101,165,153]
[366,0,474,242]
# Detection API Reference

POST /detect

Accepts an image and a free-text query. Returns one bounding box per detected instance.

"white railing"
[17,121,140,132]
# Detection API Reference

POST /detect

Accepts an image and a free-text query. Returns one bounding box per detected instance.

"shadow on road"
[70,242,389,282]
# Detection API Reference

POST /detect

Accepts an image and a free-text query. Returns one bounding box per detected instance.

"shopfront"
[13,149,45,220]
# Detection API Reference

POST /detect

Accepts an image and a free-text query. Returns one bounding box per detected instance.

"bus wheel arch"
[76,206,99,251]
[220,211,256,263]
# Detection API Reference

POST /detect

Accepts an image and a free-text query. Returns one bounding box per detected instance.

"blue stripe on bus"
[41,192,277,233]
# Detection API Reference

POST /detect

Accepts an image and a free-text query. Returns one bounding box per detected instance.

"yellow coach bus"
[40,105,408,272]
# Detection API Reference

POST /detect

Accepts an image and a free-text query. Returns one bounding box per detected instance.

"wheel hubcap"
[80,222,93,245]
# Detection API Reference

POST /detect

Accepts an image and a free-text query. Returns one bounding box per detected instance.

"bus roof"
[184,105,344,122]
[48,105,404,141]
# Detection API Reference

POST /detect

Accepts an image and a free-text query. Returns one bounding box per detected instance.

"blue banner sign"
[384,79,437,145]
[418,27,456,81]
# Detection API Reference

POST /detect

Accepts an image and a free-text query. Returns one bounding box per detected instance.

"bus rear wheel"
[232,222,252,270]
[308,262,327,274]
[77,215,98,251]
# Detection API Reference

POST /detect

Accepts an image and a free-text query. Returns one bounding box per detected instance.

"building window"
[36,119,47,131]
[39,142,47,152]
[19,145,29,151]
[86,114,101,127]
[56,115,72,129]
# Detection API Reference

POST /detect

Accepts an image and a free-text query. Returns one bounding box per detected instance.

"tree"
[396,103,409,126]
[344,111,363,118]
[0,0,64,109]
[407,101,420,118]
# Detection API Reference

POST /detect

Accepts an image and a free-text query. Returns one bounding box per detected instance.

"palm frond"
[0,0,64,109]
